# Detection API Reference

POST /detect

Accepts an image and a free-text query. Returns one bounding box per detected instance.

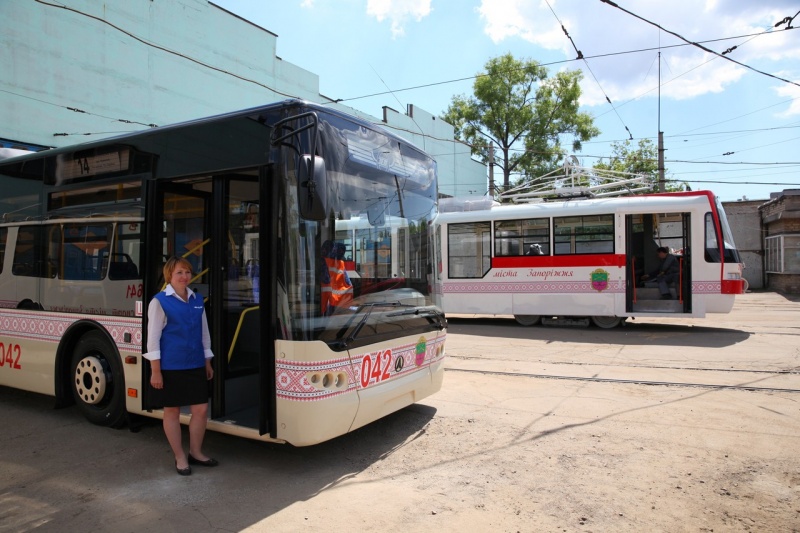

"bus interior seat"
[108,261,139,279]
[228,307,260,372]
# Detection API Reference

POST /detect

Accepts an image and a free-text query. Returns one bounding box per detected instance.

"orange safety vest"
[321,257,353,315]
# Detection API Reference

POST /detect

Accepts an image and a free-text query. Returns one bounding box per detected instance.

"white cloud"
[477,0,800,107]
[774,82,800,117]
[366,0,432,38]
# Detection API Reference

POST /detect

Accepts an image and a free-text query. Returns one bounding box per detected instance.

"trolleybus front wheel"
[70,331,127,428]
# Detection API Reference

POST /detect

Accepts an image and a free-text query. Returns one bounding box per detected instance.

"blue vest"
[154,291,206,370]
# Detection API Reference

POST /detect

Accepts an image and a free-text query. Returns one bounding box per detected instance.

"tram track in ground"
[445,366,800,394]
[445,354,800,394]
[447,355,800,375]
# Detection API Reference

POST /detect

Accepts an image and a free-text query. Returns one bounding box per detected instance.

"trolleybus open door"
[144,174,275,438]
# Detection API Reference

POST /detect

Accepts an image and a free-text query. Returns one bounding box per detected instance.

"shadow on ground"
[445,316,750,348]
[0,386,436,531]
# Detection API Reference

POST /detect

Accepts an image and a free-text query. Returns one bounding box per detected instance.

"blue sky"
[212,0,800,202]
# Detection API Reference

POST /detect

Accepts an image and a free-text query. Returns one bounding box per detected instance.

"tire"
[590,316,624,329]
[514,315,541,326]
[70,331,127,428]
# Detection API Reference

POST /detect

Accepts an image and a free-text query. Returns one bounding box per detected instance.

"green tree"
[594,139,689,193]
[442,54,599,194]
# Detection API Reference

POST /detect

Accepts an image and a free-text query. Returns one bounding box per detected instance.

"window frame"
[553,214,615,255]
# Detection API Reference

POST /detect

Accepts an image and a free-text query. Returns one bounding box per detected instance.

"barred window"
[766,235,800,273]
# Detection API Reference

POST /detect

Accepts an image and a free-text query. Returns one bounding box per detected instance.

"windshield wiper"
[386,306,447,330]
[332,301,411,350]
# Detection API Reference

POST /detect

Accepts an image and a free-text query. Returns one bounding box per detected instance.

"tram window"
[494,218,550,256]
[554,214,614,255]
[704,212,741,263]
[448,221,491,278]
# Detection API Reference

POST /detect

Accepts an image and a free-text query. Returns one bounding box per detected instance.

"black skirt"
[161,367,210,407]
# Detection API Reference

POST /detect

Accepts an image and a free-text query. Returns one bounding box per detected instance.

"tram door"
[144,173,270,434]
[626,212,691,313]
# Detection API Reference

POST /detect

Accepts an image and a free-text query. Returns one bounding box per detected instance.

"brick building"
[759,190,800,294]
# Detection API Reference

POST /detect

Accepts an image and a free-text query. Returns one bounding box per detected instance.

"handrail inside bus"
[228,306,259,362]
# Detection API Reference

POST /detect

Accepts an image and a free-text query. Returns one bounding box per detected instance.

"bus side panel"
[273,340,361,447]
[0,310,142,397]
[0,311,56,395]
[348,332,445,434]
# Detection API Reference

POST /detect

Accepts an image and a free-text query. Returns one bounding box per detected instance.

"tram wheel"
[514,315,541,326]
[590,316,624,329]
[70,331,127,428]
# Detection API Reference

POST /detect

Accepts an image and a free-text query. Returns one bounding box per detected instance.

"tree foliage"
[442,54,599,193]
[594,139,690,193]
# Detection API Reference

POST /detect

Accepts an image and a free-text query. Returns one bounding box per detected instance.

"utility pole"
[488,142,495,197]
[658,51,666,192]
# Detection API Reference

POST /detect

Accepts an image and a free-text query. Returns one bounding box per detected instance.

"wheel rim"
[74,355,109,405]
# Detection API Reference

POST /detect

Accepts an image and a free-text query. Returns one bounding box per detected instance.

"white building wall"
[0,0,485,195]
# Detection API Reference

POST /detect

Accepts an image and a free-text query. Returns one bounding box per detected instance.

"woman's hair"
[163,256,193,282]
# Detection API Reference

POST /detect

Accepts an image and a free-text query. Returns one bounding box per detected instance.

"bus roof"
[0,99,423,169]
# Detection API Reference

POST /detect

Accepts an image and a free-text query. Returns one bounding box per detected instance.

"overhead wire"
[17,0,800,192]
[599,0,800,88]
[543,0,633,140]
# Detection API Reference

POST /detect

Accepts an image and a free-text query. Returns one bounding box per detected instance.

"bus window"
[61,223,111,280]
[448,221,490,278]
[108,222,142,280]
[495,218,550,256]
[12,227,46,277]
[554,214,614,255]
[0,227,6,274]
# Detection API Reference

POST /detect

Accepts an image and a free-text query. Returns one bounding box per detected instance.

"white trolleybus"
[0,100,446,445]
[433,190,745,328]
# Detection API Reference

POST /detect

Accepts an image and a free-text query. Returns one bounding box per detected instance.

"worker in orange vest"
[320,240,353,315]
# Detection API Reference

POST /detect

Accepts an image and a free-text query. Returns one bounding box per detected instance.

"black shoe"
[176,461,192,476]
[188,454,219,467]
[660,294,672,300]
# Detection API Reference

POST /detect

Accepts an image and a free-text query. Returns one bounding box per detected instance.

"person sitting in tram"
[640,246,680,300]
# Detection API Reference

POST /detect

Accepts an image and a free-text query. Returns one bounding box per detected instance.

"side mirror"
[298,154,328,221]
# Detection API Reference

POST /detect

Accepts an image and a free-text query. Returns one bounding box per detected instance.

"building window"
[766,234,800,273]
